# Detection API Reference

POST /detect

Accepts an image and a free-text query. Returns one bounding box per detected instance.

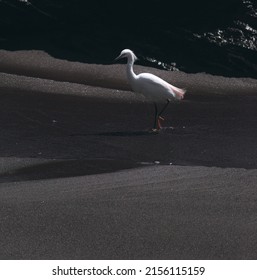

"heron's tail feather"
[170,85,186,100]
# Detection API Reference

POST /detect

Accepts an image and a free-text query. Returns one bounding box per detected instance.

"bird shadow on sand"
[70,130,158,137]
[70,127,179,137]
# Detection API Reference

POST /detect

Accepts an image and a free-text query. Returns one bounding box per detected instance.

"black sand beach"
[0,50,257,259]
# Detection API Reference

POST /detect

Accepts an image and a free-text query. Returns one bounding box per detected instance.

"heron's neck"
[126,57,137,83]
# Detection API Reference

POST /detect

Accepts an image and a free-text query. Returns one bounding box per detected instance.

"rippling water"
[0,0,256,78]
[195,1,257,50]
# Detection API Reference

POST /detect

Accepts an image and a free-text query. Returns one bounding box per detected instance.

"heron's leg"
[153,102,158,129]
[158,98,171,117]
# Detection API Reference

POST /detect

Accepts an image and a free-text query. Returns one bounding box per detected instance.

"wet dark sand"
[0,50,257,259]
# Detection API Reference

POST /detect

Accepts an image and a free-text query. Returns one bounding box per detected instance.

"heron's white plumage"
[134,73,185,101]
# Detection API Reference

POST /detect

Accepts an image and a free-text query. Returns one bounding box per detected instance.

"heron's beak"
[114,54,123,61]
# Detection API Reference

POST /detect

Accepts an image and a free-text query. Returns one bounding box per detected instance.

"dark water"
[0,0,256,78]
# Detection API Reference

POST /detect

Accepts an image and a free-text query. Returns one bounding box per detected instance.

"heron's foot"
[150,128,160,133]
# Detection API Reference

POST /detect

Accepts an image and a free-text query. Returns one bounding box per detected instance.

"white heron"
[115,49,186,130]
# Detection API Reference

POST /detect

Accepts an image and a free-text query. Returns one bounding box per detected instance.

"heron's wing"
[138,73,185,100]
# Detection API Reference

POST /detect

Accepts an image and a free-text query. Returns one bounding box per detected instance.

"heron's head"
[115,49,138,62]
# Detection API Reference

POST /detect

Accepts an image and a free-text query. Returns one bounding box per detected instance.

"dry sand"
[0,50,257,259]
